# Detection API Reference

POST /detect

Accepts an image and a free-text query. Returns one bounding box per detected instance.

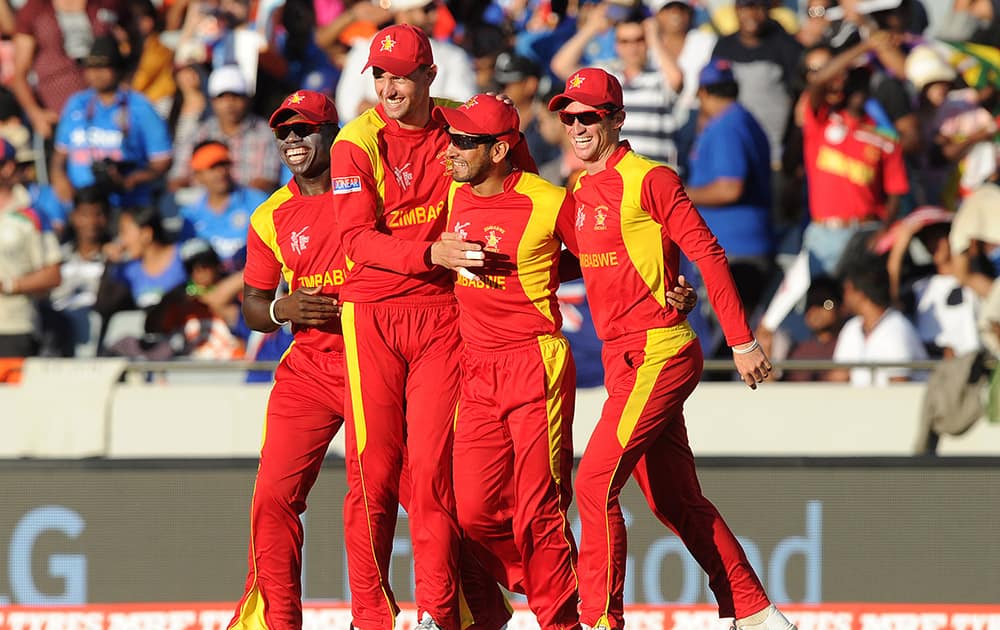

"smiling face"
[445,131,497,185]
[275,114,336,178]
[373,65,437,126]
[560,101,625,167]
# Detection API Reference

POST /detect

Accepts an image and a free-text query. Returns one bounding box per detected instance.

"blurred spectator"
[865,5,921,157]
[830,254,928,385]
[11,0,126,139]
[335,0,477,121]
[143,238,244,360]
[800,43,908,275]
[705,0,800,37]
[462,22,510,92]
[51,36,173,211]
[554,11,684,165]
[95,205,185,326]
[45,185,109,356]
[493,50,561,167]
[712,0,802,168]
[881,208,982,358]
[905,44,998,206]
[936,0,1000,46]
[0,139,61,357]
[646,0,717,167]
[267,0,341,98]
[686,59,774,315]
[948,178,1000,297]
[0,90,67,231]
[551,1,637,79]
[782,274,845,382]
[128,0,176,118]
[166,54,210,148]
[178,140,268,270]
[169,65,282,193]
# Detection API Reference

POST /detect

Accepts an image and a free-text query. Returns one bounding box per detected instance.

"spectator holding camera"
[50,36,172,211]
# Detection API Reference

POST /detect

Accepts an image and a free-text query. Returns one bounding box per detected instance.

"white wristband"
[0,277,14,295]
[732,339,759,355]
[269,298,288,327]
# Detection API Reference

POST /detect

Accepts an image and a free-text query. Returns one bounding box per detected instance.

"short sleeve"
[243,223,283,291]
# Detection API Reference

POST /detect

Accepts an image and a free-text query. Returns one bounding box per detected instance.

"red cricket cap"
[547,67,624,112]
[269,90,339,127]
[432,94,521,144]
[363,24,434,77]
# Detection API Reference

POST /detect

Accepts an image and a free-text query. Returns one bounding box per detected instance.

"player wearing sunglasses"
[548,68,793,630]
[228,90,345,630]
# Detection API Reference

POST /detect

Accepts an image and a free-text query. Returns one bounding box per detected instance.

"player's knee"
[254,475,306,513]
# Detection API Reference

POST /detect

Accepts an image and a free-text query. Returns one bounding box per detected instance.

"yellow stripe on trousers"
[539,334,580,587]
[341,302,396,624]
[615,323,696,448]
[602,322,696,620]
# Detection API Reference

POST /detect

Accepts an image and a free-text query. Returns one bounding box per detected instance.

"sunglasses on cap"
[447,131,503,150]
[557,108,619,126]
[273,122,334,140]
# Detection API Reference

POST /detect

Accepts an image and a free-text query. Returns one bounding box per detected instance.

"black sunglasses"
[558,108,619,126]
[273,122,333,140]
[447,131,500,150]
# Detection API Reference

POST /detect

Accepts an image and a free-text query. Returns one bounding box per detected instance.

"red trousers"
[453,335,579,630]
[575,324,770,628]
[342,297,509,630]
[229,345,345,630]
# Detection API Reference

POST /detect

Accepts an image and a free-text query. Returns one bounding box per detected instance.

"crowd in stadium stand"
[1,0,999,386]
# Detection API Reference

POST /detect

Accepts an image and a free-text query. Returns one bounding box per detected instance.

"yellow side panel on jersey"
[514,173,564,324]
[333,108,388,212]
[250,186,295,287]
[616,154,667,309]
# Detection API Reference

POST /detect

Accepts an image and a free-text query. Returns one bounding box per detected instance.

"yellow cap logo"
[568,73,585,89]
[379,35,396,52]
[462,95,479,109]
[288,92,305,104]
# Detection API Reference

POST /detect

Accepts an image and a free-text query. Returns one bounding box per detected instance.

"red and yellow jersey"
[243,179,346,353]
[803,104,909,222]
[568,142,753,346]
[447,171,577,349]
[329,102,455,302]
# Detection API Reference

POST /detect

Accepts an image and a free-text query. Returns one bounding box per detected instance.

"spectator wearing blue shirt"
[95,205,186,327]
[179,141,268,271]
[50,36,173,211]
[686,59,775,317]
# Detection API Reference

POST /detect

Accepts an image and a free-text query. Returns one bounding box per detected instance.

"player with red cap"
[329,23,515,630]
[227,89,345,630]
[433,94,580,630]
[547,67,795,630]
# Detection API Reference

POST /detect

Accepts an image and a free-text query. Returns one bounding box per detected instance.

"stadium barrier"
[0,459,996,607]
[2,358,999,457]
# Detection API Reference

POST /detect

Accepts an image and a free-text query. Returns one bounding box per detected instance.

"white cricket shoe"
[417,612,443,630]
[732,606,797,630]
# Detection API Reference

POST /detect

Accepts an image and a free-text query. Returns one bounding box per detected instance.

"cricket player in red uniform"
[329,24,511,630]
[229,90,345,630]
[433,95,580,630]
[547,68,796,630]
[431,96,698,630]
